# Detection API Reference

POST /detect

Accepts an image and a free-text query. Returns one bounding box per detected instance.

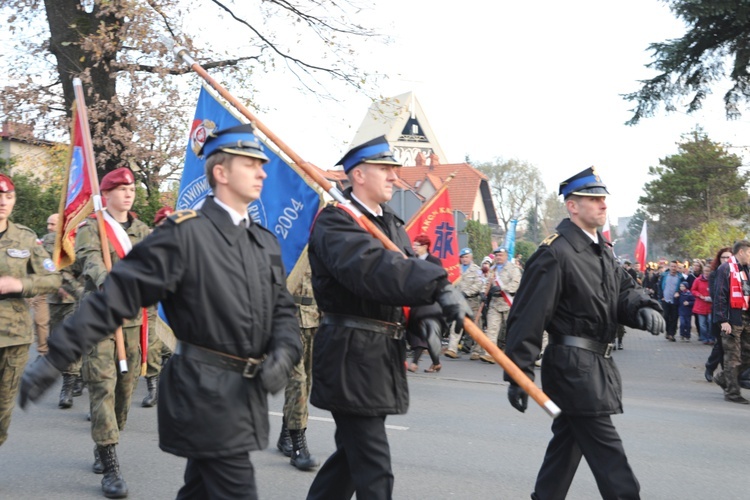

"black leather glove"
[260,349,295,395]
[19,355,62,409]
[435,283,474,334]
[637,308,666,336]
[488,285,501,297]
[507,384,528,413]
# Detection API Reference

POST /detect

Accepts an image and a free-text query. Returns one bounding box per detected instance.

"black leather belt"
[549,335,614,359]
[321,313,404,340]
[294,296,316,306]
[174,341,266,378]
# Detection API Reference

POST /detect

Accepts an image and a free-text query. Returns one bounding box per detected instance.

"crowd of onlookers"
[624,247,750,402]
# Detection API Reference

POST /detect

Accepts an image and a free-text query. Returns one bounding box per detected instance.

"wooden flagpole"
[73,78,129,374]
[174,47,560,418]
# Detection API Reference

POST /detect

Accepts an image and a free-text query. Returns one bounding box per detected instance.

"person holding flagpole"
[71,167,151,497]
[19,124,302,499]
[306,136,472,499]
[0,174,61,447]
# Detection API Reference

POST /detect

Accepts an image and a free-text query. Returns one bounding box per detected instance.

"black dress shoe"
[704,367,713,383]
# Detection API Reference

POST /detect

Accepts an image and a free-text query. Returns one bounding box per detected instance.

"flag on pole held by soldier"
[405,186,460,282]
[177,85,323,274]
[52,100,95,269]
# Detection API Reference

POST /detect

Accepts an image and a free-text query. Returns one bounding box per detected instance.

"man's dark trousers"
[531,414,640,500]
[176,454,256,499]
[307,413,393,500]
[662,301,678,337]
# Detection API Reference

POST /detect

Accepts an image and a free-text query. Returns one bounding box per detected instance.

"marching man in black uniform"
[503,167,665,500]
[19,124,302,499]
[306,136,472,500]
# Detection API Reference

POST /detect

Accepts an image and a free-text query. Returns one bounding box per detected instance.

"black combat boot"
[98,444,128,498]
[277,419,292,457]
[93,445,104,474]
[58,374,74,409]
[290,428,319,471]
[141,376,158,407]
[72,374,84,397]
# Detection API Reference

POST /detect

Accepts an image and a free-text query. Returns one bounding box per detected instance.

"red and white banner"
[634,221,648,272]
[602,218,611,243]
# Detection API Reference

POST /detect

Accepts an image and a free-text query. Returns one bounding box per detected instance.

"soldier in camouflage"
[0,174,61,447]
[482,247,522,363]
[277,256,320,471]
[444,248,484,359]
[42,213,85,409]
[76,168,150,498]
[140,206,175,409]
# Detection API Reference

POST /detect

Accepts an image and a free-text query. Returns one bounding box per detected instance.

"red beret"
[0,174,14,193]
[100,167,135,192]
[153,206,174,225]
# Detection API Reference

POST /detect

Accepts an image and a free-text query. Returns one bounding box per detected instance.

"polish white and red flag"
[634,221,648,272]
[602,218,612,244]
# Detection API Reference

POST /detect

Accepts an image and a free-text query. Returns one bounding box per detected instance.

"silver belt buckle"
[243,357,264,379]
[603,343,614,359]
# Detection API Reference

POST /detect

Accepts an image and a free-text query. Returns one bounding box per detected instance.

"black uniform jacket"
[712,261,748,327]
[308,189,448,416]
[48,197,301,458]
[504,219,661,416]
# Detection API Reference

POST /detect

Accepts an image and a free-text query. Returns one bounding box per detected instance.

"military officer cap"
[460,247,472,257]
[0,173,14,192]
[199,123,270,163]
[559,167,609,199]
[100,167,135,191]
[337,135,401,173]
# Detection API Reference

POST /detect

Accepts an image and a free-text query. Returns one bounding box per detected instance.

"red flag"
[634,221,648,272]
[405,187,460,282]
[53,103,95,269]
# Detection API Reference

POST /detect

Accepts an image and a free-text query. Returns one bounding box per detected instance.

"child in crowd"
[678,281,695,341]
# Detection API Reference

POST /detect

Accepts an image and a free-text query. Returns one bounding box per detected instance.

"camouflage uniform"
[144,305,170,378]
[42,232,83,375]
[447,262,484,356]
[0,221,61,446]
[28,294,49,356]
[76,214,150,445]
[284,264,319,431]
[485,260,521,353]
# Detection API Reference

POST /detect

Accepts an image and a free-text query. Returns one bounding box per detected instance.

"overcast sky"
[4,1,750,225]
[245,0,750,224]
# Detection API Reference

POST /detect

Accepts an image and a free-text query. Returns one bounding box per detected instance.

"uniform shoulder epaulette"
[14,223,36,236]
[167,209,200,224]
[540,233,560,247]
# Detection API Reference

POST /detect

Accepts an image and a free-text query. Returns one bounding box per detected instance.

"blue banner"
[503,219,518,261]
[177,86,323,273]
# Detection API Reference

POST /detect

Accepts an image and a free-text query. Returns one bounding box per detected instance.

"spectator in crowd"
[711,240,750,404]
[659,260,682,341]
[642,265,659,299]
[691,265,714,345]
[705,247,732,382]
[677,281,695,341]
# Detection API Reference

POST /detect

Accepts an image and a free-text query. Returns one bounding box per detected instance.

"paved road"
[1,328,748,499]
